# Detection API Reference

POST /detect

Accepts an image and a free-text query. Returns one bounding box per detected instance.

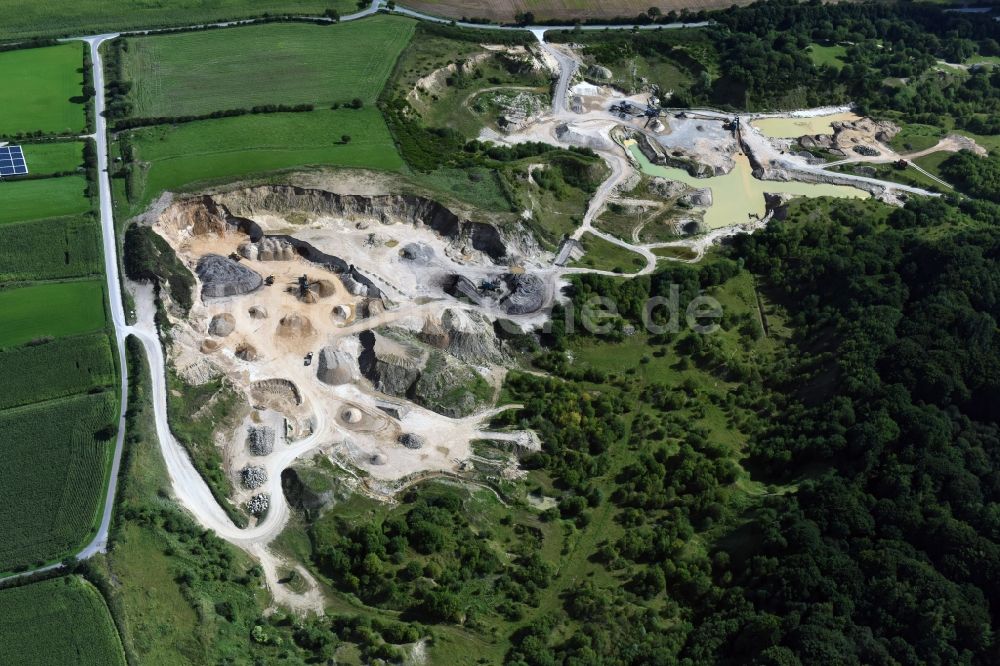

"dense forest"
[554,0,1000,125]
[493,163,1000,662]
[273,149,1000,662]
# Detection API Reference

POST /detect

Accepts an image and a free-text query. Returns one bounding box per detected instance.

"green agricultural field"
[124,16,415,117]
[0,215,102,283]
[17,141,84,176]
[0,0,358,40]
[0,44,87,136]
[0,280,106,349]
[0,576,126,665]
[126,109,402,207]
[0,175,92,225]
[0,391,117,572]
[0,333,115,410]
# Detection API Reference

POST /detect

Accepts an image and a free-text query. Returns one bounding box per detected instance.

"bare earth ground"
[407,0,754,21]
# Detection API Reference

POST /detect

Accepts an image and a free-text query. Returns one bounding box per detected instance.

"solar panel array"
[0,145,28,177]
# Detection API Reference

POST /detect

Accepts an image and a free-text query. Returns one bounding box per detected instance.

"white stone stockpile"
[247,425,275,456]
[241,465,268,489]
[246,493,270,516]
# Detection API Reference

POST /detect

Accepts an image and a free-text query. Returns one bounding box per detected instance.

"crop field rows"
[0,576,125,665]
[0,333,115,410]
[0,391,117,572]
[0,214,102,283]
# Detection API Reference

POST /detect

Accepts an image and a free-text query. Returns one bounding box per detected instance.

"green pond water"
[627,142,868,229]
[750,112,859,138]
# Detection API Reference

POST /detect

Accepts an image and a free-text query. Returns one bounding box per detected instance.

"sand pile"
[316,347,357,385]
[235,342,258,361]
[331,304,351,324]
[250,378,302,410]
[313,279,337,298]
[277,314,315,338]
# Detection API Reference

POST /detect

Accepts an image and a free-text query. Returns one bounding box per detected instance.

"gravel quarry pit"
[149,189,542,496]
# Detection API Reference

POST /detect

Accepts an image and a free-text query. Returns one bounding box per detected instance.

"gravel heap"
[503,273,545,315]
[196,254,263,298]
[208,313,236,336]
[246,493,270,516]
[399,433,425,450]
[241,465,268,489]
[246,426,275,456]
[400,242,435,264]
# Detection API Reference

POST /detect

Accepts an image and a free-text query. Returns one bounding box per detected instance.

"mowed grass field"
[0,280,106,349]
[0,576,126,665]
[0,0,358,40]
[0,176,92,225]
[0,215,102,282]
[0,391,117,572]
[128,109,402,206]
[18,141,84,176]
[124,16,415,117]
[0,44,87,136]
[807,43,847,69]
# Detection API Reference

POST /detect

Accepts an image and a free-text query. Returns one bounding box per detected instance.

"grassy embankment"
[569,233,648,274]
